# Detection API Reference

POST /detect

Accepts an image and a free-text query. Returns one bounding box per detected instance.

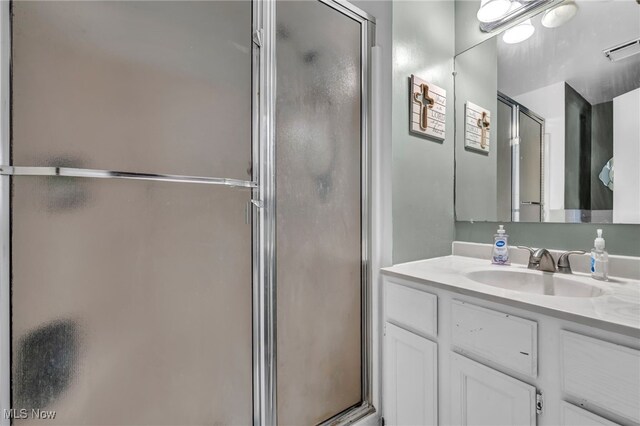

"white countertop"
[382,254,640,338]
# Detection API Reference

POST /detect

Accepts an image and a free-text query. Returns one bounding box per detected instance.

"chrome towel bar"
[0,165,258,189]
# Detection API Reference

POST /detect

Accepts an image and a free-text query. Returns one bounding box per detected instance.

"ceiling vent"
[603,38,640,62]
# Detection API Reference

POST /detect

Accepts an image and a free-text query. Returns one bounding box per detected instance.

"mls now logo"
[4,409,57,420]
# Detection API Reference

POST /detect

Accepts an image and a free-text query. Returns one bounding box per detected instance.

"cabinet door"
[450,353,536,426]
[560,330,640,423]
[560,402,620,426]
[384,322,438,426]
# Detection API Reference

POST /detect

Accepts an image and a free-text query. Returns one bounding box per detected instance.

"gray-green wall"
[392,1,455,263]
[455,0,492,54]
[454,37,498,222]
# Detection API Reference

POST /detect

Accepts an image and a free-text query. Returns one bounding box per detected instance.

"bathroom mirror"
[454,0,640,224]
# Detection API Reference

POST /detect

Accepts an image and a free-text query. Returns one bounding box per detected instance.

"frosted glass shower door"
[275,1,369,424]
[8,2,254,425]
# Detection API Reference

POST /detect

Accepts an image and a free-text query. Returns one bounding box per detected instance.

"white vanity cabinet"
[560,402,620,426]
[382,274,640,426]
[383,281,438,425]
[384,323,438,426]
[450,352,537,426]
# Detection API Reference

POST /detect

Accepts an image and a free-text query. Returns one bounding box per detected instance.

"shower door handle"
[0,165,258,189]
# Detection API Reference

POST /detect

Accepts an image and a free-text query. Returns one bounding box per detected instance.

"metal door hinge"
[536,392,543,414]
[253,29,263,47]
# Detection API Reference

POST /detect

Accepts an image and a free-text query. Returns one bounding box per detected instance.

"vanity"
[382,0,640,423]
[381,242,640,426]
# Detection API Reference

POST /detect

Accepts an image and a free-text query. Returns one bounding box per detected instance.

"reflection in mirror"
[455,0,640,224]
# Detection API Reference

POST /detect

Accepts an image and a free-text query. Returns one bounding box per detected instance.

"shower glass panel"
[11,1,252,179]
[9,1,253,425]
[11,178,252,425]
[275,1,363,424]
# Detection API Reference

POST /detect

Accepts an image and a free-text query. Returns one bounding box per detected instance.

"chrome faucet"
[556,250,586,274]
[518,246,557,273]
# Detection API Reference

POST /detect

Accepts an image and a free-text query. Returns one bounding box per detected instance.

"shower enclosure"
[0,1,374,425]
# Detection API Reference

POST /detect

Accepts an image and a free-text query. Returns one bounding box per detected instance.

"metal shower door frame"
[253,0,376,425]
[252,0,277,424]
[0,1,9,424]
[498,92,546,223]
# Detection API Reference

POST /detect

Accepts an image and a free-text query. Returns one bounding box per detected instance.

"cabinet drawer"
[385,280,437,338]
[560,402,619,426]
[561,331,640,423]
[451,300,537,377]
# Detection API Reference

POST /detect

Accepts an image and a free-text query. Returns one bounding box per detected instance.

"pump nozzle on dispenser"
[591,229,608,280]
[594,229,605,250]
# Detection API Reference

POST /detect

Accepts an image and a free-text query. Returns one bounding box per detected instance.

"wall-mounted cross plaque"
[464,101,491,153]
[477,111,490,149]
[410,74,446,141]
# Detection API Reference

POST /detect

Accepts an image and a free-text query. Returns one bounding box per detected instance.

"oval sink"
[465,269,605,298]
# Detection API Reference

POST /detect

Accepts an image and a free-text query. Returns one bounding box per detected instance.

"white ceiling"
[498,0,640,105]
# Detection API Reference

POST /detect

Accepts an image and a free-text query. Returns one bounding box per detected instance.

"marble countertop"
[382,254,640,338]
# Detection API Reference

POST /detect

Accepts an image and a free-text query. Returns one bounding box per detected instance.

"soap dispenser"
[491,225,510,265]
[590,229,609,281]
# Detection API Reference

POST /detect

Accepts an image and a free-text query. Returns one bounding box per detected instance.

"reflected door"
[498,94,545,223]
[9,2,253,425]
[518,110,544,222]
[275,1,367,424]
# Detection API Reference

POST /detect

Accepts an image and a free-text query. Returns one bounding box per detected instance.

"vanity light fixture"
[541,1,578,28]
[603,38,640,62]
[502,18,535,44]
[477,0,512,23]
[479,0,563,34]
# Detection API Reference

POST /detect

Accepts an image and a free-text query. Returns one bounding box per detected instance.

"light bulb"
[541,1,578,28]
[477,0,512,23]
[502,19,535,44]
